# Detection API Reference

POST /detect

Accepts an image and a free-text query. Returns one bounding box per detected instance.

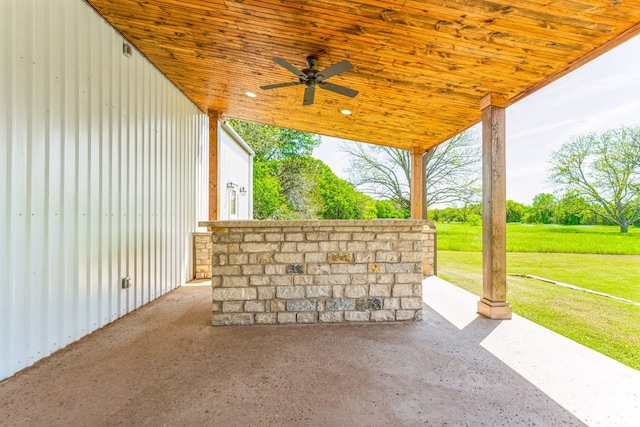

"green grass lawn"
[434,223,640,370]
[437,223,640,254]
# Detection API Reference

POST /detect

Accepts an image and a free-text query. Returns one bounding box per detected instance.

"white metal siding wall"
[0,0,209,380]
[218,124,253,220]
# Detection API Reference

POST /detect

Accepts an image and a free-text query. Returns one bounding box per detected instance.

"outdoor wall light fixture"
[122,42,132,58]
[227,182,246,195]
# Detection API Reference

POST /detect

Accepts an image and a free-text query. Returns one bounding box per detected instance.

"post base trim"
[477,298,512,320]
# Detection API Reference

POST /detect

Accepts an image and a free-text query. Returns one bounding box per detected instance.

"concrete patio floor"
[1,277,638,426]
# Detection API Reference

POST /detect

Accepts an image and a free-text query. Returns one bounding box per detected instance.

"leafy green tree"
[374,200,406,218]
[227,118,320,161]
[252,161,292,219]
[554,191,590,225]
[506,200,527,223]
[526,193,556,224]
[550,125,640,233]
[314,160,373,219]
[275,157,322,219]
[467,213,482,226]
[227,118,407,220]
[430,207,460,223]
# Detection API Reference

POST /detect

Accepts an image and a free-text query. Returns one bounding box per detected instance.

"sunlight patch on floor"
[423,275,640,427]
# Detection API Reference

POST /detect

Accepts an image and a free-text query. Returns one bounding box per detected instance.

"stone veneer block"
[212,287,256,301]
[396,310,422,321]
[198,220,435,326]
[401,297,424,310]
[286,299,316,311]
[245,301,266,312]
[371,310,396,322]
[326,299,355,311]
[297,312,318,324]
[212,313,254,326]
[319,311,344,323]
[277,312,297,324]
[255,313,277,324]
[345,311,370,322]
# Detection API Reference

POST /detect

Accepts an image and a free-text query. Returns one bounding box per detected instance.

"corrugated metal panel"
[0,0,209,380]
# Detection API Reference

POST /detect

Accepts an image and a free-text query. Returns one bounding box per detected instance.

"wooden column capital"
[479,93,509,110]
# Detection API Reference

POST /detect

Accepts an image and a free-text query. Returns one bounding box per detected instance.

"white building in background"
[218,122,254,220]
[0,0,253,381]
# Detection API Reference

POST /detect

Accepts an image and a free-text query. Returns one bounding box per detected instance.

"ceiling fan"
[260,56,358,106]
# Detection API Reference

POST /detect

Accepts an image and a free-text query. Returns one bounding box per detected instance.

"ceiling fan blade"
[303,84,316,106]
[272,57,307,79]
[318,81,359,98]
[316,60,353,81]
[260,81,303,90]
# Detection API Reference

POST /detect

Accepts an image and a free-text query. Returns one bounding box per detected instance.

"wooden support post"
[410,148,426,219]
[208,110,220,221]
[478,94,512,320]
[422,149,435,219]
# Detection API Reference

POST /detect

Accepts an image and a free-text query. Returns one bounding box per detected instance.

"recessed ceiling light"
[245,92,257,98]
[340,109,352,115]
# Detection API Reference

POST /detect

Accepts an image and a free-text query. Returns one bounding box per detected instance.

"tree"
[373,200,406,218]
[550,126,640,232]
[452,189,481,223]
[252,161,292,220]
[554,191,590,225]
[340,130,481,211]
[274,157,322,219]
[506,200,527,223]
[526,193,556,224]
[314,160,374,219]
[227,118,320,161]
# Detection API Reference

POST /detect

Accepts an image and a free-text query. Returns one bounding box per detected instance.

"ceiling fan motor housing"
[305,55,319,68]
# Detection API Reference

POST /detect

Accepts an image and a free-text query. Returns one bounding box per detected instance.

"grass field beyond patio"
[435,223,640,370]
[437,223,640,254]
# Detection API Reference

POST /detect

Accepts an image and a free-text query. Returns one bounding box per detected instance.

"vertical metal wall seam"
[0,0,14,375]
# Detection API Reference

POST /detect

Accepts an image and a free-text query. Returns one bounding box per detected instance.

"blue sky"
[314,35,640,205]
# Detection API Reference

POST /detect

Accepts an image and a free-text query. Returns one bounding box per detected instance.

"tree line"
[228,119,405,220]
[430,191,640,228]
[229,119,639,233]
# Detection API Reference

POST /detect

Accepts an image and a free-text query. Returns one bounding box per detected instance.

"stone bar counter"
[197,220,436,325]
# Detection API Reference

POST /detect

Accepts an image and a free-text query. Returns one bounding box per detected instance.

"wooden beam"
[478,94,512,320]
[410,148,426,219]
[208,110,220,221]
[422,149,435,218]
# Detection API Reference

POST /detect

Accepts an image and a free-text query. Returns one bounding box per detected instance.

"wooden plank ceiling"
[86,0,640,152]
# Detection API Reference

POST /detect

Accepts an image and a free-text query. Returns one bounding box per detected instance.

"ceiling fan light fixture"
[245,91,257,98]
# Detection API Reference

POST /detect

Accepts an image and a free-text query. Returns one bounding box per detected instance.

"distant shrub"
[467,214,482,226]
